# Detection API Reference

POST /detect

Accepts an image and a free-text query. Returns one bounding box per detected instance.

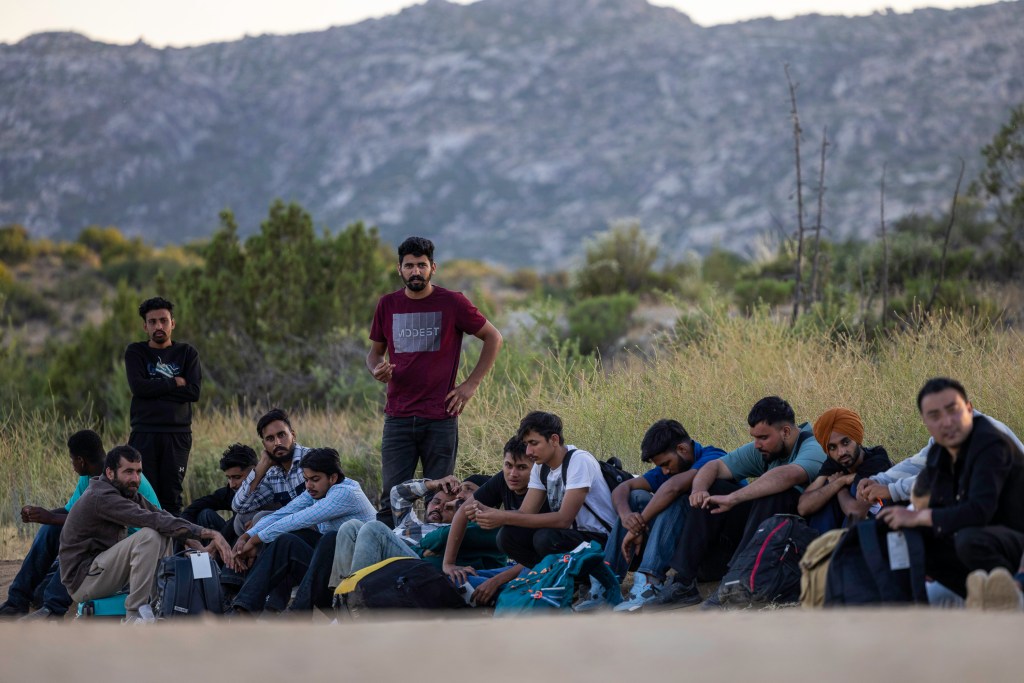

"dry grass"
[2,310,1022,559]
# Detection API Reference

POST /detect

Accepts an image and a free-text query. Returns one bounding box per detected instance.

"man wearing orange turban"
[798,407,893,533]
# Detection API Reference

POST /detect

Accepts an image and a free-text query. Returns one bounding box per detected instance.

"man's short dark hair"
[105,445,142,473]
[917,377,969,412]
[68,429,104,466]
[138,297,174,319]
[298,447,345,483]
[220,443,258,471]
[516,411,564,443]
[256,408,293,438]
[640,419,692,462]
[747,396,796,428]
[503,436,528,462]
[397,236,435,263]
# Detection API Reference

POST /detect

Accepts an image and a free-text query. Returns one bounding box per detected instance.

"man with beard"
[797,408,893,532]
[575,419,729,612]
[656,396,827,608]
[125,296,202,514]
[231,409,312,522]
[59,445,232,624]
[0,430,160,621]
[366,236,503,526]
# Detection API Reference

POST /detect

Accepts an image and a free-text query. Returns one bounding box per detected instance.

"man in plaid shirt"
[232,409,312,519]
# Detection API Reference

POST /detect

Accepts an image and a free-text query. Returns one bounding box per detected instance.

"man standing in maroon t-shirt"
[367,236,503,526]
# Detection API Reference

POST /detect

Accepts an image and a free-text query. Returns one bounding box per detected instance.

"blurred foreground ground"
[1,556,1021,683]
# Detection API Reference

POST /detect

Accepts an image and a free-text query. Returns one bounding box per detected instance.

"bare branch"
[786,63,806,326]
[880,163,889,328]
[925,158,967,315]
[809,126,829,305]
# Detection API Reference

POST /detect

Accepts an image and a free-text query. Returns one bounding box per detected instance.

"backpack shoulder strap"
[793,428,813,454]
[562,449,613,533]
[540,448,575,493]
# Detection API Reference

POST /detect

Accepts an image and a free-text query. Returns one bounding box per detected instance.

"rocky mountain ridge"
[1,0,1022,266]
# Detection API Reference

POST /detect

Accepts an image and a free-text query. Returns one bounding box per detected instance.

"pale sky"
[0,0,1001,47]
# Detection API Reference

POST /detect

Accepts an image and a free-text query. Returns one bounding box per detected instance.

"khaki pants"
[68,528,173,617]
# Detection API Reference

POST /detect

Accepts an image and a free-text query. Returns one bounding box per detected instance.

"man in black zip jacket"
[125,296,202,515]
[879,377,1024,598]
[181,443,257,545]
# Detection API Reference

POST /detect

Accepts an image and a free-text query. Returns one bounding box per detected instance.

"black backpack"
[153,552,225,618]
[597,456,634,491]
[540,450,631,533]
[718,514,820,607]
[334,557,468,618]
[824,519,928,606]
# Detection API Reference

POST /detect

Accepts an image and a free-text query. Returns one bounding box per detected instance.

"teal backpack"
[494,541,622,616]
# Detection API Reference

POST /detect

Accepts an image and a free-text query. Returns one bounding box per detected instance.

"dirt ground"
[1,556,1021,682]
[0,608,1021,682]
[1,560,17,603]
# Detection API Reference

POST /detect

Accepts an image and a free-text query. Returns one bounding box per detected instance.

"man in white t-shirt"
[470,411,615,567]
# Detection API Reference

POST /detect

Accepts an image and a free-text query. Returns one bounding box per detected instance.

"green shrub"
[0,224,33,264]
[567,292,638,355]
[734,278,794,312]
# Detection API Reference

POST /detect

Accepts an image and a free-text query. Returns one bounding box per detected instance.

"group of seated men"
[3,376,1024,622]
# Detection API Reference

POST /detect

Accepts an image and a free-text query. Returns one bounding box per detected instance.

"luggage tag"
[189,551,214,579]
[886,532,911,571]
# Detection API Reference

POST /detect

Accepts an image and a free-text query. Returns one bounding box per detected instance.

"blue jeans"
[377,415,458,525]
[604,490,688,581]
[807,497,846,534]
[5,524,73,615]
[331,520,419,583]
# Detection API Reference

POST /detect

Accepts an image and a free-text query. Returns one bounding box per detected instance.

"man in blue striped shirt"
[228,448,376,615]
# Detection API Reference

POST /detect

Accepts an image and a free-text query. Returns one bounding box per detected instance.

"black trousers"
[670,480,803,585]
[232,533,314,613]
[925,525,1024,597]
[129,430,192,515]
[376,416,458,527]
[291,530,339,615]
[497,525,607,569]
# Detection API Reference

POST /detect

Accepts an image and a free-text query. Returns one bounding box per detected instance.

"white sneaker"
[122,604,157,625]
[572,576,610,612]
[613,573,662,612]
[121,615,152,625]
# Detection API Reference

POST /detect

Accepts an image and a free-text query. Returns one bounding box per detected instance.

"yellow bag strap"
[335,556,416,595]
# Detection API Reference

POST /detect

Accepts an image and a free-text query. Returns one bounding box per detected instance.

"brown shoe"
[983,568,1023,611]
[965,569,988,610]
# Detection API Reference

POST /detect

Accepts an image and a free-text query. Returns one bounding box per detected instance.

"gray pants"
[68,528,174,618]
[329,519,418,587]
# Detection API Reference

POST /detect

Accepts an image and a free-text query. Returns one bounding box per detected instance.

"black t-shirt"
[817,444,893,484]
[473,472,527,511]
